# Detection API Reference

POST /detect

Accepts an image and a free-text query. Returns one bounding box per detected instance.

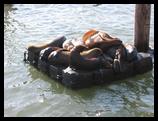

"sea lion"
[47,46,104,67]
[27,35,66,55]
[82,30,122,52]
[69,45,112,70]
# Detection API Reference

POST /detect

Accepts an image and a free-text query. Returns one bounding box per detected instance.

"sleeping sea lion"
[48,49,70,66]
[69,45,112,70]
[27,35,66,55]
[82,30,122,52]
[47,46,104,67]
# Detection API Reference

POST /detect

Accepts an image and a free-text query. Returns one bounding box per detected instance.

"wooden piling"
[134,4,151,52]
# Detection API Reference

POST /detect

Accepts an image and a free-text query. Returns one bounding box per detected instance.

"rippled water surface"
[4,4,154,117]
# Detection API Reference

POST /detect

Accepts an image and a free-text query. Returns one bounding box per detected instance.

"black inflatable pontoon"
[24,36,153,89]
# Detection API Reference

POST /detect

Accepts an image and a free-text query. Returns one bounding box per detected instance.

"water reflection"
[27,63,154,115]
[27,65,67,93]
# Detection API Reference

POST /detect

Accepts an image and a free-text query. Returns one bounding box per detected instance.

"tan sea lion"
[82,30,122,52]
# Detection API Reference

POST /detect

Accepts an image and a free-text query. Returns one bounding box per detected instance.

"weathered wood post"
[134,4,151,52]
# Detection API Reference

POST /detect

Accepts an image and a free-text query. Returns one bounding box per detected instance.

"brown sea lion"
[69,45,112,70]
[47,46,104,67]
[48,49,70,66]
[27,35,66,55]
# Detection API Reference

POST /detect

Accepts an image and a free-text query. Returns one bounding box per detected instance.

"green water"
[4,4,154,117]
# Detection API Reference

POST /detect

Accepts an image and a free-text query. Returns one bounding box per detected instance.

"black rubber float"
[25,36,153,89]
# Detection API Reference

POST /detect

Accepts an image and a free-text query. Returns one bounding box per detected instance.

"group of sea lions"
[28,29,138,72]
